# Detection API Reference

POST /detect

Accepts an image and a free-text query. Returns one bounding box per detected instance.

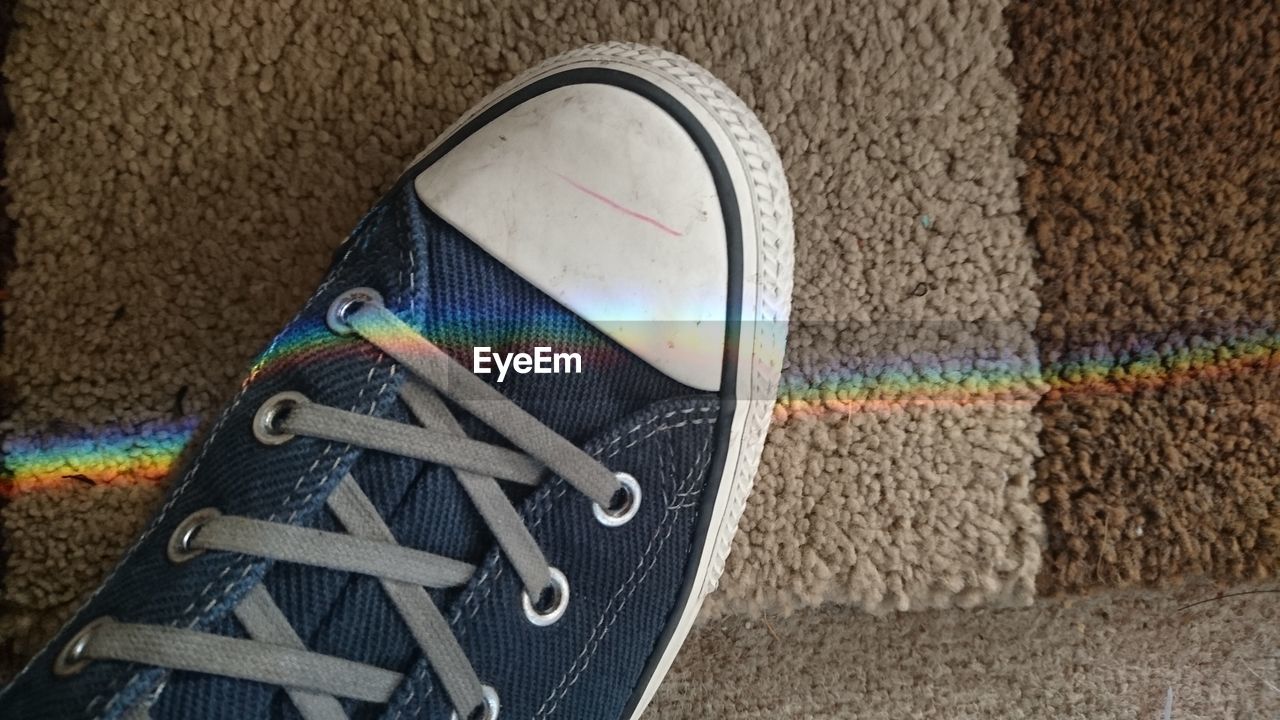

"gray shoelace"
[65,299,629,720]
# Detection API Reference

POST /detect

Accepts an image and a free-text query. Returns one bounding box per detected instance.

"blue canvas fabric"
[390,397,718,720]
[0,180,722,720]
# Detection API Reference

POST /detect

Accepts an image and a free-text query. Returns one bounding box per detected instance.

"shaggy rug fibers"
[1008,0,1280,594]
[654,579,1280,718]
[0,0,1044,672]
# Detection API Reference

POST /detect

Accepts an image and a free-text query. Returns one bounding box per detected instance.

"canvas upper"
[0,181,723,720]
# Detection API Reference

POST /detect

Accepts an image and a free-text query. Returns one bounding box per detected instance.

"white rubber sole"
[409,42,794,719]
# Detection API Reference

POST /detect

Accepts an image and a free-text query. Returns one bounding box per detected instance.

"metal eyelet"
[448,684,500,720]
[253,391,309,445]
[53,616,113,677]
[521,567,569,627]
[593,472,641,527]
[167,507,222,563]
[326,287,384,335]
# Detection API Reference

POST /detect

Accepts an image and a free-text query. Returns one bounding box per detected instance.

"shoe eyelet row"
[593,472,641,527]
[515,474,637,631]
[253,284,383,445]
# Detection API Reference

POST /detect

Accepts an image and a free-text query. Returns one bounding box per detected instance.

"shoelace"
[52,290,640,720]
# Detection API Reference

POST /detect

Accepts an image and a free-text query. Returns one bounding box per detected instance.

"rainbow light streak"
[2,416,200,497]
[774,357,1046,421]
[244,319,633,388]
[4,328,1277,496]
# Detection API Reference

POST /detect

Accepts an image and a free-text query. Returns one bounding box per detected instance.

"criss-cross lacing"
[52,290,640,720]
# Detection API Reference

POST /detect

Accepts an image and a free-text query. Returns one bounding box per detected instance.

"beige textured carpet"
[654,579,1280,718]
[0,0,1044,672]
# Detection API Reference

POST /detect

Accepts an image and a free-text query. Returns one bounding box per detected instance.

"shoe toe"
[414,79,729,391]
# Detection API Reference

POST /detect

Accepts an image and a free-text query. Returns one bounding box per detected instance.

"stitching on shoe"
[598,406,715,456]
[448,405,716,634]
[385,402,717,719]
[264,205,414,702]
[533,429,713,719]
[535,434,708,719]
[272,197,424,715]
[87,205,400,718]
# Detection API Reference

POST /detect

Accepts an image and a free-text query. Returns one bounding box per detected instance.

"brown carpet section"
[0,484,163,678]
[0,0,16,415]
[653,580,1280,717]
[1008,0,1280,594]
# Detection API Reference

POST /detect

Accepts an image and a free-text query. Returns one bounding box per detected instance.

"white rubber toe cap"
[414,79,728,390]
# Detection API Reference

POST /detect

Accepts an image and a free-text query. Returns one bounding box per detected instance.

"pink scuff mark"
[555,172,684,238]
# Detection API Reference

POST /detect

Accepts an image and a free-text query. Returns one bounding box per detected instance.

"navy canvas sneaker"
[0,43,793,720]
